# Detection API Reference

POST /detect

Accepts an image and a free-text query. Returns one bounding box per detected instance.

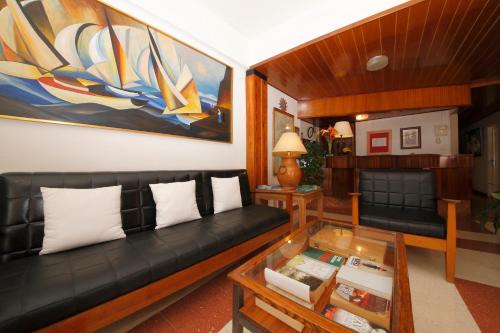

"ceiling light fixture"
[366,55,389,71]
[356,114,369,121]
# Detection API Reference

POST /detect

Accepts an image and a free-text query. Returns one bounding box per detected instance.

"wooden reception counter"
[323,154,473,201]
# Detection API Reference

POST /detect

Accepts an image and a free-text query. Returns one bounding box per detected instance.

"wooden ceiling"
[251,0,500,101]
[312,107,452,128]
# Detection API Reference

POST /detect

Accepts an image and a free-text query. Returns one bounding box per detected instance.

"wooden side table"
[254,188,324,231]
[254,188,295,232]
[293,189,324,229]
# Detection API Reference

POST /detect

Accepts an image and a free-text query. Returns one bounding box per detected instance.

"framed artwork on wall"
[307,127,315,140]
[367,130,392,155]
[273,108,294,175]
[400,126,422,149]
[0,0,232,142]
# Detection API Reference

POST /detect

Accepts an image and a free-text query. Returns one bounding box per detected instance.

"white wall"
[267,85,317,184]
[461,111,500,194]
[267,86,298,184]
[355,110,455,156]
[0,0,247,172]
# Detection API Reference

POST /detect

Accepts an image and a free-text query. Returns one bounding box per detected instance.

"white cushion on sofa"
[211,176,243,214]
[150,180,201,229]
[40,185,125,255]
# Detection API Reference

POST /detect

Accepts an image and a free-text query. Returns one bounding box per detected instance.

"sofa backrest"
[0,169,251,263]
[359,169,436,211]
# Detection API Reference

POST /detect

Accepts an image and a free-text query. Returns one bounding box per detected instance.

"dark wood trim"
[246,69,267,81]
[472,190,488,197]
[470,76,500,88]
[323,154,474,200]
[38,223,290,333]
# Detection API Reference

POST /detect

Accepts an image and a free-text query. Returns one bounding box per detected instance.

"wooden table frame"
[293,189,324,229]
[254,189,324,231]
[228,220,414,333]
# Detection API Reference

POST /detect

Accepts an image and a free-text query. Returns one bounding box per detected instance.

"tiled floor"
[455,278,500,333]
[130,272,233,333]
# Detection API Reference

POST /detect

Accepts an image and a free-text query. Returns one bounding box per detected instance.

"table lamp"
[333,121,353,155]
[273,131,307,189]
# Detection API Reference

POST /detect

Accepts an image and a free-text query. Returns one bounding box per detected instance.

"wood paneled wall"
[246,70,268,190]
[298,85,471,118]
[323,154,473,200]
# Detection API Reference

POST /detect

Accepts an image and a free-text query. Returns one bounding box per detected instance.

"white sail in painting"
[54,23,86,70]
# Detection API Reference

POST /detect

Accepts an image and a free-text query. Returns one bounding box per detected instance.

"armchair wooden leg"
[445,202,457,282]
[446,244,456,282]
[351,195,359,225]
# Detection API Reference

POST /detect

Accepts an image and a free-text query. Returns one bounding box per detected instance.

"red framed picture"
[367,130,392,155]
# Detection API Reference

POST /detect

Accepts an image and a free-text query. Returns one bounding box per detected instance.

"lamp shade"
[333,121,353,138]
[273,132,307,155]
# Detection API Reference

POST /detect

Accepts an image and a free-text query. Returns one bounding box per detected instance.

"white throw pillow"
[211,176,243,214]
[40,185,125,255]
[150,180,201,229]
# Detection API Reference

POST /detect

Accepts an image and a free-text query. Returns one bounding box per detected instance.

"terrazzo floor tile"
[455,278,500,333]
[406,247,481,333]
[130,273,232,333]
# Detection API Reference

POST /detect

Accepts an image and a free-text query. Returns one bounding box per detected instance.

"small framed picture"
[367,130,392,155]
[400,126,421,149]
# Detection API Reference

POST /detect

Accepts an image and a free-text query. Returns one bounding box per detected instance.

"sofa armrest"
[349,193,361,225]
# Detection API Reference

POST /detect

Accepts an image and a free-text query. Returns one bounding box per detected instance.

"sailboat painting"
[0,0,232,142]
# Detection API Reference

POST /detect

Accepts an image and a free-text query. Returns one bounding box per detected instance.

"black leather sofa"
[350,169,459,282]
[0,169,290,332]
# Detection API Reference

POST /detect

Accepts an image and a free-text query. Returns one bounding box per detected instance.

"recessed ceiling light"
[366,55,389,71]
[356,114,368,121]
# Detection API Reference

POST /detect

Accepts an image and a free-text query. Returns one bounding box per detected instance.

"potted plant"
[479,191,500,233]
[320,126,338,156]
[298,141,326,186]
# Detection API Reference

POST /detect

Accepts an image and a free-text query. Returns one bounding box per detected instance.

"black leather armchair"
[349,169,459,282]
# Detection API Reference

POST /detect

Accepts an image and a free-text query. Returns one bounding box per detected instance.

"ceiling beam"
[470,76,500,88]
[298,85,471,119]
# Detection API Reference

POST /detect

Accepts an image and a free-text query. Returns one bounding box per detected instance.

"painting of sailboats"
[0,0,232,142]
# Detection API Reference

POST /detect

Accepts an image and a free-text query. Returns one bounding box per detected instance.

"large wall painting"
[0,0,232,142]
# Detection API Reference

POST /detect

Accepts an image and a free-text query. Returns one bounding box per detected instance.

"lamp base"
[277,155,302,189]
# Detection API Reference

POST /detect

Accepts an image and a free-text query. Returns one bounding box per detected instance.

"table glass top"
[241,220,397,331]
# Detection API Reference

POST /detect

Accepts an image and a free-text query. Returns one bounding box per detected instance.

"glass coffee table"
[228,220,413,333]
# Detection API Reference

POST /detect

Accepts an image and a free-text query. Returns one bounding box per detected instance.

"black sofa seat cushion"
[359,205,446,238]
[0,205,288,332]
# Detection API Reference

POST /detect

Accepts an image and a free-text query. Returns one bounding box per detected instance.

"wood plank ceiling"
[251,0,500,101]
